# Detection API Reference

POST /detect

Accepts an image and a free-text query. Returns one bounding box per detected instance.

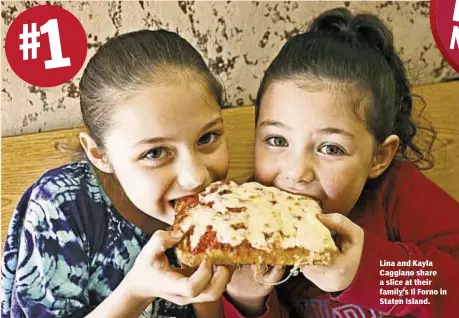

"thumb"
[146,229,184,257]
[316,213,357,239]
[263,266,285,284]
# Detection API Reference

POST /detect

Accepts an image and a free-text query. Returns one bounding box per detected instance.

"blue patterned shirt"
[1,161,195,318]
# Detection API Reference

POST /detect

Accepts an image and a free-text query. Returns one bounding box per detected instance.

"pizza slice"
[172,180,338,267]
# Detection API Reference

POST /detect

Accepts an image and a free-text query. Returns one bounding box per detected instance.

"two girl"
[3,7,459,318]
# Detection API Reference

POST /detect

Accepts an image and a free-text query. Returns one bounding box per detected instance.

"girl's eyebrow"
[258,121,355,139]
[200,117,224,132]
[134,117,224,147]
[135,136,173,146]
[258,120,291,130]
[317,127,355,139]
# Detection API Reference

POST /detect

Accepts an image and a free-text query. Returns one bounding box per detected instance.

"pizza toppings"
[175,181,336,254]
[231,223,248,230]
[227,207,246,213]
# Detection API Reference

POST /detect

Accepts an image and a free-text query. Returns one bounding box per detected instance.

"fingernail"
[200,258,208,267]
[215,266,226,273]
[171,230,183,239]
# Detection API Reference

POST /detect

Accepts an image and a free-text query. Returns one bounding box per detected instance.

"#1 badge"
[430,0,459,73]
[5,5,88,88]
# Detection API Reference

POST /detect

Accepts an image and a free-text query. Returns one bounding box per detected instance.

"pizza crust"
[172,180,338,267]
[175,239,336,267]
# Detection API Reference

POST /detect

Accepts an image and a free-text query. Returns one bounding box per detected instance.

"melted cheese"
[179,181,335,252]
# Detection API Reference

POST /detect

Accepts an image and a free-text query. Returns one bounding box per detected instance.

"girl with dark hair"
[225,8,459,318]
[2,29,232,317]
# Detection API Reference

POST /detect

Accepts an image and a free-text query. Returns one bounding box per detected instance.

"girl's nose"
[177,155,209,192]
[284,152,315,184]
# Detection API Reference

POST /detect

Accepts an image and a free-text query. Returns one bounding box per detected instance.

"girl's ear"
[79,132,113,173]
[368,135,400,179]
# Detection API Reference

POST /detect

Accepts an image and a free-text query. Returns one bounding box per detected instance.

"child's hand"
[301,213,364,293]
[226,265,284,316]
[125,230,231,306]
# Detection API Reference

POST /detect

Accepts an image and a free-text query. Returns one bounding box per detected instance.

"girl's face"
[104,80,228,224]
[254,80,377,215]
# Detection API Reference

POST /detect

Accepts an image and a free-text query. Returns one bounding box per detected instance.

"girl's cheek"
[324,170,350,197]
[254,140,267,160]
[254,155,276,184]
[217,141,230,163]
[322,182,339,201]
[322,176,361,214]
[205,144,230,179]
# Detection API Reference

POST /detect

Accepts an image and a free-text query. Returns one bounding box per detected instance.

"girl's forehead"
[120,81,218,114]
[108,82,221,140]
[261,81,368,120]
[258,81,370,134]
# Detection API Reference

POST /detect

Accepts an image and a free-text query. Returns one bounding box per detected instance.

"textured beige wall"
[1,1,457,137]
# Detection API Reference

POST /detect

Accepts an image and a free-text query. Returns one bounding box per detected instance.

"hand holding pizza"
[301,213,364,292]
[124,230,231,306]
[226,265,285,316]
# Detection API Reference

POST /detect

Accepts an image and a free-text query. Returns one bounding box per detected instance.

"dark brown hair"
[256,8,435,169]
[67,29,223,157]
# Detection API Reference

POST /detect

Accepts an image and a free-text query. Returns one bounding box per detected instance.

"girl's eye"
[318,144,345,156]
[198,132,220,146]
[144,147,170,160]
[266,136,289,147]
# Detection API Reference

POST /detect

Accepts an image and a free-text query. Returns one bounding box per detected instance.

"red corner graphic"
[430,0,459,74]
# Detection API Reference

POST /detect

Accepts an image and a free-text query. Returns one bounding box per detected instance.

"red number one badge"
[5,5,88,87]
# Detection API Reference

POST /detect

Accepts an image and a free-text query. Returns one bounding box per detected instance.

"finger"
[231,265,251,276]
[262,266,285,284]
[335,234,353,252]
[177,258,213,298]
[192,266,231,303]
[160,293,190,306]
[147,230,184,257]
[240,264,252,272]
[157,270,190,295]
[224,265,238,278]
[251,264,267,277]
[316,213,359,240]
[301,264,327,278]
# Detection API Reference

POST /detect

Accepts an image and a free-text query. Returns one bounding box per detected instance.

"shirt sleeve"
[333,165,459,317]
[5,186,92,318]
[222,290,289,318]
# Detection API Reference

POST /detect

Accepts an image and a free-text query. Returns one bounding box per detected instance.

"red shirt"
[223,160,459,318]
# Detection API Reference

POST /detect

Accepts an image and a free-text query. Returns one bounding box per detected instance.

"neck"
[94,168,168,235]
